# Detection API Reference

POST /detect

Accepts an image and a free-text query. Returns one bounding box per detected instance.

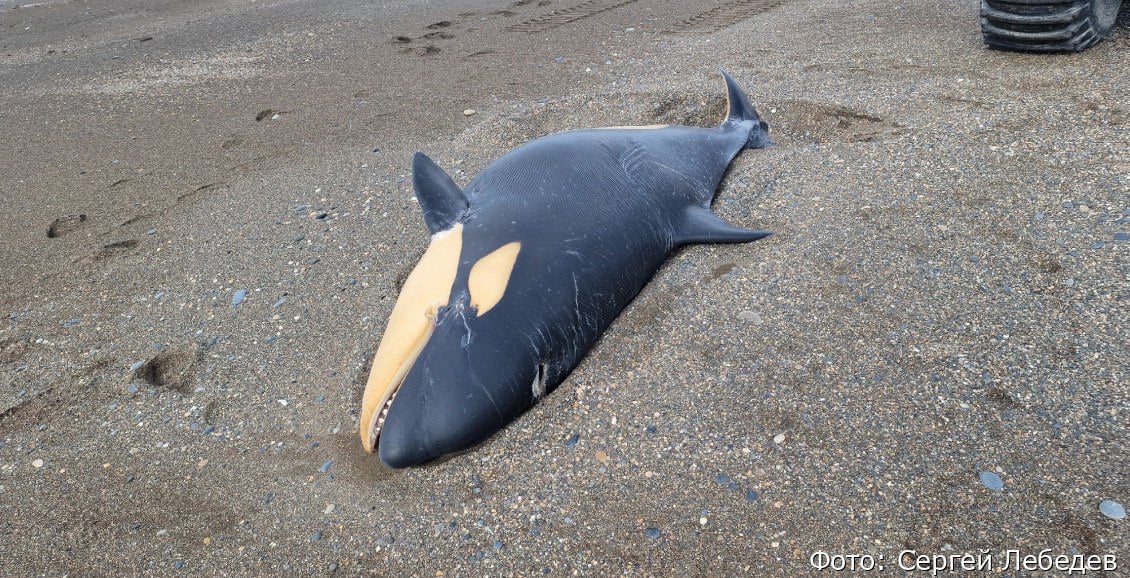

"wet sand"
[1,0,1127,574]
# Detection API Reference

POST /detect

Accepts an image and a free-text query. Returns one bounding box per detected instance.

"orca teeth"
[373,390,399,441]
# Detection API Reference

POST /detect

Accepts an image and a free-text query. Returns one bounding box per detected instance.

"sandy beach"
[1,0,1127,574]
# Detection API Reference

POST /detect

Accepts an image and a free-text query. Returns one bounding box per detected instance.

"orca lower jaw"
[359,311,436,454]
[365,385,402,453]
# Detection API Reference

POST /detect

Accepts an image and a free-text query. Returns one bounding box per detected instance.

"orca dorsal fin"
[412,151,469,234]
[720,68,773,149]
[675,205,772,245]
[721,68,759,124]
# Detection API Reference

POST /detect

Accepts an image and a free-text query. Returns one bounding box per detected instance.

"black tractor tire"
[981,0,1123,52]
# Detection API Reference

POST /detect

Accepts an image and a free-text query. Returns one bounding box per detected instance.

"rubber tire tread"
[981,0,1122,52]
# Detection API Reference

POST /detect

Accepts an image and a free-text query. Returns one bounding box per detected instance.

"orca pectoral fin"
[675,205,772,245]
[413,152,469,234]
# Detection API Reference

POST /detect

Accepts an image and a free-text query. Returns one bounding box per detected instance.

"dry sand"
[1,0,1127,574]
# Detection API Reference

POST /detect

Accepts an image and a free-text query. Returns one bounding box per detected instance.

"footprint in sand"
[94,239,139,261]
[133,343,202,395]
[47,214,88,238]
[400,45,442,56]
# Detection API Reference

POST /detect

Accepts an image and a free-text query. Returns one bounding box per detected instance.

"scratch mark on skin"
[458,305,474,348]
[572,273,581,321]
[465,348,504,419]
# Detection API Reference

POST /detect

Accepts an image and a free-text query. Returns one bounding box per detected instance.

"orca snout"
[374,319,538,468]
[377,419,440,468]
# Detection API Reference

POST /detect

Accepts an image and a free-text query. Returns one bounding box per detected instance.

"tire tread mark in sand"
[505,0,640,34]
[663,0,785,33]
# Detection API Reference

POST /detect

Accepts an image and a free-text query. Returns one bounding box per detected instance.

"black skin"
[377,72,772,468]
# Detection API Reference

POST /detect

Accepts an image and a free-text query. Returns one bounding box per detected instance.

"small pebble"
[232,289,248,308]
[737,310,763,325]
[745,489,760,502]
[174,560,185,570]
[310,531,323,541]
[146,229,157,235]
[979,471,1004,491]
[319,460,333,473]
[772,433,786,444]
[463,109,476,116]
[492,540,504,550]
[564,434,580,448]
[1114,232,1130,242]
[31,459,44,468]
[1099,500,1125,519]
[129,360,145,371]
[644,527,661,540]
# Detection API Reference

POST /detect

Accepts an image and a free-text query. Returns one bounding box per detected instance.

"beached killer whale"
[360,70,774,468]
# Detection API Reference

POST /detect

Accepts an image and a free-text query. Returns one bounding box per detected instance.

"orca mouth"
[361,315,434,452]
[370,384,400,448]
